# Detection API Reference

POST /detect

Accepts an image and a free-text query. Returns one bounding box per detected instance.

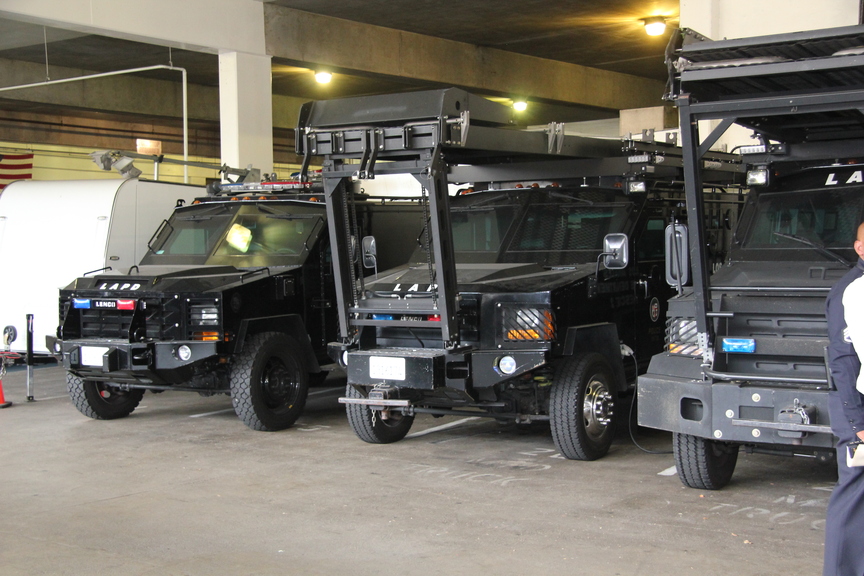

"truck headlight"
[503,307,555,341]
[666,317,702,355]
[189,304,220,326]
[497,355,517,375]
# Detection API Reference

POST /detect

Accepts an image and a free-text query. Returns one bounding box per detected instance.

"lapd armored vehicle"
[638,26,864,488]
[297,88,740,458]
[51,181,421,430]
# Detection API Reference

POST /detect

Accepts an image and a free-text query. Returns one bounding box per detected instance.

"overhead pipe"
[0,65,190,183]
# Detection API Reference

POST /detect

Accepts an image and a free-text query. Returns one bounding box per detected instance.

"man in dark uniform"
[824,222,864,576]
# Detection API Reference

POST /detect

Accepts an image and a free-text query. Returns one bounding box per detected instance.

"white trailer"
[0,178,202,354]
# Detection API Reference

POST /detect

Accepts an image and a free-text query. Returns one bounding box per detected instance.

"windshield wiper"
[772,232,852,266]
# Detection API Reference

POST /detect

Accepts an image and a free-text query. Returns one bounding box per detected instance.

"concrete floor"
[0,363,835,576]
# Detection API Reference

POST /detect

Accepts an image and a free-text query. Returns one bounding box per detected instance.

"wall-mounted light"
[513,100,528,112]
[642,16,666,36]
[315,71,332,84]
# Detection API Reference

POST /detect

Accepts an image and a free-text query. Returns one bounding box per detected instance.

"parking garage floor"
[0,363,834,575]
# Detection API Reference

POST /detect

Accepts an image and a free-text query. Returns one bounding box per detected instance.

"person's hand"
[856,430,864,442]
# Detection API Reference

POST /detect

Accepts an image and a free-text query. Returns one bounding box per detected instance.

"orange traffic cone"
[0,377,11,408]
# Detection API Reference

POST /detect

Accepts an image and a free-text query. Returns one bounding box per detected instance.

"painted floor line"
[189,408,235,418]
[406,416,482,439]
[658,465,678,476]
[308,387,343,396]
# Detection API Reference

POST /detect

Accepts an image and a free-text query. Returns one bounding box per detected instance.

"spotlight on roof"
[89,151,142,179]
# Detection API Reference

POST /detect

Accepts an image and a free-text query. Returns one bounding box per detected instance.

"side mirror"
[665,223,690,287]
[602,233,629,269]
[362,236,377,269]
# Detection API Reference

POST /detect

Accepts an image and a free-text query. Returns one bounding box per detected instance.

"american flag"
[0,153,34,191]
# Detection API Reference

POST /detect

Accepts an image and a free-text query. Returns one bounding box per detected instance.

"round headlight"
[498,355,517,375]
[53,341,62,354]
[342,350,349,367]
[177,345,192,362]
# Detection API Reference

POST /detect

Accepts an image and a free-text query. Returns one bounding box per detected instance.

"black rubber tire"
[66,372,144,420]
[549,352,617,461]
[230,332,309,431]
[345,384,414,444]
[673,432,739,490]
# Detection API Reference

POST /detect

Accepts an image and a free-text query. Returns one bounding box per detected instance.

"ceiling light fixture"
[513,100,528,112]
[315,71,333,84]
[642,16,667,36]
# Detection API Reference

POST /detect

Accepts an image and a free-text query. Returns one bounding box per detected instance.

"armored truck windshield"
[140,201,324,268]
[410,188,633,266]
[738,182,864,264]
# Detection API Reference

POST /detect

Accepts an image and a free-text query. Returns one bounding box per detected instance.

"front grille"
[80,308,135,339]
[71,296,182,341]
[143,298,181,341]
[713,294,828,383]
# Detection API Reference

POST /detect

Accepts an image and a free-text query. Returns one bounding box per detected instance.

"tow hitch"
[339,384,411,420]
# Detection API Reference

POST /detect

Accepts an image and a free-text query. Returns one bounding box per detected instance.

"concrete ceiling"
[262,0,678,81]
[0,1,678,152]
[0,0,678,93]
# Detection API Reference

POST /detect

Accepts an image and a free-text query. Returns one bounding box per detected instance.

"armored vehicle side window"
[636,218,666,261]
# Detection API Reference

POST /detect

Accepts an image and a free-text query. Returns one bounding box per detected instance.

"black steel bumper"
[637,353,834,448]
[333,343,547,391]
[54,337,218,384]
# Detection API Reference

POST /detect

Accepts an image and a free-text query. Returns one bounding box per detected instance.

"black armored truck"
[296,88,741,459]
[50,181,421,430]
[638,26,864,489]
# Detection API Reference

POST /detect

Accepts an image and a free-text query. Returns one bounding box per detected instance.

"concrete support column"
[219,51,273,177]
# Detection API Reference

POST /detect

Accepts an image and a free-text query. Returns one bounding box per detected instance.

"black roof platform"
[296,87,740,348]
[295,88,635,181]
[670,25,864,146]
[669,25,864,342]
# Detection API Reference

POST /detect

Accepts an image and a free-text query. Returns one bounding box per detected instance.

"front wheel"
[230,332,309,431]
[345,385,414,443]
[549,352,618,460]
[67,372,144,420]
[673,432,739,490]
